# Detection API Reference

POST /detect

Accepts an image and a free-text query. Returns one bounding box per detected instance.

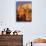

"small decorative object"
[6,28,11,35]
[13,30,18,35]
[26,42,32,46]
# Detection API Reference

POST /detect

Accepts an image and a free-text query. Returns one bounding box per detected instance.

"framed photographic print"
[16,1,32,22]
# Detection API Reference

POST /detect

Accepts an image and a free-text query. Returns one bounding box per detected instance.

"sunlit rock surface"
[32,38,46,43]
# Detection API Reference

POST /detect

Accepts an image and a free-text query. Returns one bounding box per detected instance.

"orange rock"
[32,38,46,43]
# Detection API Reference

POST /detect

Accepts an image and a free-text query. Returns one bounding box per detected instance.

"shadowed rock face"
[32,38,46,43]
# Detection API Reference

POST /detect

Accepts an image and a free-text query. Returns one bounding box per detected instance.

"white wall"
[0,0,46,46]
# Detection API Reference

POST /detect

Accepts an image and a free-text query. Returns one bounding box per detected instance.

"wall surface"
[0,0,46,45]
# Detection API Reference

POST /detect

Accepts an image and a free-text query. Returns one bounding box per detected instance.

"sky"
[16,1,32,8]
[0,0,46,46]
